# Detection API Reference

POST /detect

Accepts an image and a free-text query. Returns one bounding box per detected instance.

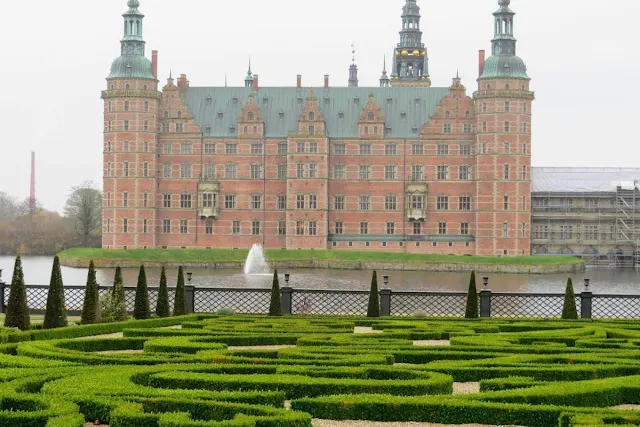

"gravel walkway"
[95,350,143,354]
[74,332,124,340]
[453,382,480,395]
[227,345,297,351]
[354,327,383,334]
[413,340,451,347]
[611,404,640,410]
[313,420,523,427]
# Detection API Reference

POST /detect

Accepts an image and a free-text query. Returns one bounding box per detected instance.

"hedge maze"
[2,316,640,426]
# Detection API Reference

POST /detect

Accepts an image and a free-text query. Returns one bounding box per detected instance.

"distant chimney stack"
[252,74,259,92]
[151,50,158,79]
[297,75,302,89]
[324,75,329,89]
[177,74,189,92]
[479,50,486,78]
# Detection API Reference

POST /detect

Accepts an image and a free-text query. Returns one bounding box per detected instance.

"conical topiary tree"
[156,266,170,318]
[133,265,150,320]
[269,269,282,316]
[367,271,380,318]
[112,266,123,299]
[111,267,127,321]
[43,256,67,329]
[4,256,30,330]
[81,261,101,324]
[465,271,479,319]
[562,278,579,320]
[173,266,187,316]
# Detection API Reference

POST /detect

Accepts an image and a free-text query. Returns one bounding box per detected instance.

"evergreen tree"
[133,265,150,320]
[268,269,282,316]
[465,271,479,319]
[43,256,68,329]
[4,256,30,330]
[562,278,579,320]
[80,261,101,324]
[156,266,170,318]
[112,268,127,322]
[173,266,187,316]
[112,266,123,299]
[367,271,380,318]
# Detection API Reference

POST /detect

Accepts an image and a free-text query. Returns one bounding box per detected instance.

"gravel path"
[453,382,480,395]
[611,404,640,410]
[95,350,143,354]
[354,327,383,334]
[74,332,124,340]
[313,420,523,427]
[413,340,451,346]
[227,345,297,351]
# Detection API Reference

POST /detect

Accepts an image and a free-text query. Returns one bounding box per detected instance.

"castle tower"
[348,45,359,87]
[102,0,160,249]
[474,0,534,256]
[390,0,431,87]
[244,58,253,88]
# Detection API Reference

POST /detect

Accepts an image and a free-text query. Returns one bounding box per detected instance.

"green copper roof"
[183,86,451,139]
[480,55,529,80]
[107,55,155,80]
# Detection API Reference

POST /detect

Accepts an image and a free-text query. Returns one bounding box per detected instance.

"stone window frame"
[250,194,263,210]
[180,219,188,235]
[204,143,216,155]
[224,194,237,209]
[386,222,396,235]
[358,195,371,211]
[384,164,397,180]
[334,143,346,156]
[250,163,264,180]
[411,144,424,156]
[224,163,238,179]
[437,144,449,156]
[277,194,287,210]
[162,219,171,234]
[308,220,318,236]
[438,221,447,235]
[232,220,241,235]
[277,164,288,180]
[437,164,449,180]
[334,221,344,235]
[385,195,397,211]
[458,195,472,211]
[436,195,449,211]
[359,164,372,180]
[460,222,470,235]
[333,164,346,180]
[251,220,261,236]
[277,142,287,155]
[360,221,369,235]
[333,194,345,210]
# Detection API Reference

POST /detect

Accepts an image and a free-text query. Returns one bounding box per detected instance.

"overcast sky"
[1,0,638,213]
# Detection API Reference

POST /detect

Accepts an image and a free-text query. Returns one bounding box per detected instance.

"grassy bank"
[58,248,582,266]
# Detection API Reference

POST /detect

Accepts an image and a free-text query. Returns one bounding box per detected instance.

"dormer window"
[309,112,315,121]
[206,96,212,103]
[248,112,254,121]
[229,125,236,133]
[338,112,344,119]
[279,111,285,118]
[217,111,223,119]
[445,111,451,119]
[205,125,211,134]
[177,111,182,118]
[465,110,471,120]
[125,84,130,90]
[400,112,407,119]
[367,112,375,121]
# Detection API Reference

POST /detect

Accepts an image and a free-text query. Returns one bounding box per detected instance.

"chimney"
[151,50,158,79]
[178,74,188,92]
[478,50,486,78]
[297,74,302,89]
[324,74,329,89]
[252,74,259,92]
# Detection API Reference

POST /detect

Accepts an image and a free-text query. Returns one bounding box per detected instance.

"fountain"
[243,244,271,275]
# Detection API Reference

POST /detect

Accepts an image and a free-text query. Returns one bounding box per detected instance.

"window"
[277,164,287,180]
[123,141,130,152]
[225,164,237,179]
[225,195,236,209]
[203,164,216,180]
[445,111,451,119]
[437,195,449,210]
[251,144,263,155]
[482,103,487,113]
[523,123,528,134]
[364,126,369,134]
[309,112,315,121]
[522,143,529,154]
[443,124,452,134]
[523,102,528,113]
[359,144,371,155]
[385,165,397,180]
[504,143,511,154]
[204,143,216,155]
[163,194,171,208]
[504,101,510,112]
[247,112,254,121]
[297,142,305,153]
[412,165,424,181]
[522,196,527,211]
[460,144,471,156]
[482,143,487,154]
[459,165,472,180]
[252,221,261,236]
[334,195,345,210]
[360,222,369,235]
[163,143,171,154]
[123,218,129,233]
[504,164,510,180]
[367,112,375,121]
[179,219,188,234]
[335,221,344,235]
[180,164,192,178]
[386,222,395,235]
[278,220,287,236]
[160,163,170,178]
[438,222,447,235]
[503,195,509,211]
[482,122,487,133]
[176,123,184,133]
[278,142,287,155]
[412,144,424,155]
[385,144,397,156]
[334,144,346,155]
[250,164,264,179]
[385,195,397,211]
[250,195,262,210]
[437,165,449,180]
[163,219,171,234]
[333,165,346,180]
[560,225,573,240]
[359,195,371,210]
[272,194,285,211]
[107,141,112,152]
[143,162,149,177]
[297,163,305,178]
[180,194,192,209]
[232,221,240,235]
[461,222,469,235]
[437,144,449,156]
[465,110,471,120]
[504,121,510,132]
[413,222,422,235]
[411,195,424,209]
[308,194,317,209]
[359,165,371,180]
[463,123,472,134]
[205,220,214,235]
[309,142,318,153]
[163,111,169,119]
[143,193,148,208]
[143,141,149,153]
[122,192,129,207]
[521,165,528,180]
[161,123,169,133]
[144,121,149,132]
[177,111,183,119]
[226,144,238,155]
[144,101,149,112]
[296,195,305,209]
[459,196,472,211]
[533,225,549,239]
[502,222,508,238]
[202,193,214,208]
[309,221,317,236]
[123,162,129,177]
[521,222,527,238]
[296,221,305,236]
[309,163,318,178]
[586,198,599,211]
[123,120,130,131]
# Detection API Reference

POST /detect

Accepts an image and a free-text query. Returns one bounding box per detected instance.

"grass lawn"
[58,247,582,266]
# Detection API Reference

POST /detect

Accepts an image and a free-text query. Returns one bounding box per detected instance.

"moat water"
[1,256,640,294]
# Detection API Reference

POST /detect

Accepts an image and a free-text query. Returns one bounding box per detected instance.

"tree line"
[0,181,102,255]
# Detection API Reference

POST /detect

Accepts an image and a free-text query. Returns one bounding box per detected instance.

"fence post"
[581,279,593,319]
[185,286,195,314]
[380,289,391,317]
[480,277,492,318]
[281,287,293,315]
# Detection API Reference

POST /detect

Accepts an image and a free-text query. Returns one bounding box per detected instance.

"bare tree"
[64,180,102,247]
[0,192,19,221]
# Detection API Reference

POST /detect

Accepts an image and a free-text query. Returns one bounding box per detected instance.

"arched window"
[505,83,510,90]
[309,112,315,121]
[124,101,129,112]
[444,111,451,119]
[367,112,375,121]
[248,112,254,121]
[177,111,182,118]
[464,110,470,120]
[125,84,130,90]
[164,111,169,119]
[143,84,147,90]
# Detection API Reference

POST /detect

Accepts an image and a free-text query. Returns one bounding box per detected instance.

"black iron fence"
[0,279,639,319]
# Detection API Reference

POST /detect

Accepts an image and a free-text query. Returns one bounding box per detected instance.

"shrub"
[110,267,127,322]
[216,308,236,316]
[156,266,170,318]
[133,265,150,320]
[112,266,123,299]
[562,278,578,320]
[465,270,479,319]
[174,266,187,316]
[81,261,101,324]
[43,256,68,329]
[269,269,282,317]
[4,256,30,331]
[367,271,380,318]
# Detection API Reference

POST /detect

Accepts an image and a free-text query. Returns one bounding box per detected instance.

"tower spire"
[380,55,390,88]
[245,57,254,88]
[348,44,359,87]
[390,0,431,87]
[107,1,154,80]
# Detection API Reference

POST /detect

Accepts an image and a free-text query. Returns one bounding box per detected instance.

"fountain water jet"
[243,244,271,275]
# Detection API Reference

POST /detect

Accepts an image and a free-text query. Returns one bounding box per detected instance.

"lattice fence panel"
[492,294,578,318]
[391,293,467,317]
[592,296,640,319]
[194,289,271,314]
[292,291,369,315]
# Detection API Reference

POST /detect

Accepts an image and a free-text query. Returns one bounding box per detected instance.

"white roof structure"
[532,168,640,193]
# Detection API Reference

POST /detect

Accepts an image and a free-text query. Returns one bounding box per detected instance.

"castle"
[103,0,534,256]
